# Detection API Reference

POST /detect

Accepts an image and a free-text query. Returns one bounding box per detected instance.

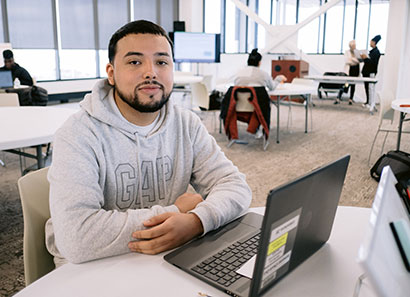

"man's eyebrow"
[123,51,171,58]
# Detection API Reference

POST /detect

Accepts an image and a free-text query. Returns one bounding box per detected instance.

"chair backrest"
[0,92,20,106]
[190,82,210,110]
[17,167,54,286]
[234,87,255,112]
[201,75,214,92]
[377,90,395,126]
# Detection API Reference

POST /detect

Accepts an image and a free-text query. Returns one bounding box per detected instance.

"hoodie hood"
[80,79,172,140]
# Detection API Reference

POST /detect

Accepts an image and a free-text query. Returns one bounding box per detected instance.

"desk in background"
[0,106,77,172]
[305,75,378,113]
[269,83,316,143]
[14,206,376,297]
[391,99,410,150]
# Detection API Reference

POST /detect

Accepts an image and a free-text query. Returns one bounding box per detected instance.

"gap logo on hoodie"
[114,156,173,209]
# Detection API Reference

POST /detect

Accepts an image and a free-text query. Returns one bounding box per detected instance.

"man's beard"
[115,80,171,113]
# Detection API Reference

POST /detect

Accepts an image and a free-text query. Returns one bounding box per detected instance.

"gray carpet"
[1,97,407,296]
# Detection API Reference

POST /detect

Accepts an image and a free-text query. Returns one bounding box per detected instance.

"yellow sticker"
[267,232,288,255]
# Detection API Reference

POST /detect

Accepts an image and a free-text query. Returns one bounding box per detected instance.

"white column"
[382,0,410,99]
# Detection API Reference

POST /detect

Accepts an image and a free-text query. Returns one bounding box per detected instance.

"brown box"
[271,60,309,82]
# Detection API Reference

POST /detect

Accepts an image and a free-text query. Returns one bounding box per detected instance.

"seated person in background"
[337,40,361,105]
[234,48,287,91]
[45,20,252,266]
[0,49,33,86]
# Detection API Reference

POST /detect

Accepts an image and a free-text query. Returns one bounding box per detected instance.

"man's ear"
[106,63,114,86]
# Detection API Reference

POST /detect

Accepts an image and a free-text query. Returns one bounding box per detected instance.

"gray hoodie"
[45,79,251,264]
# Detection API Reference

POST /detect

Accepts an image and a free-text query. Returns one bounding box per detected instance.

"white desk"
[174,74,203,85]
[14,206,377,297]
[269,83,316,143]
[0,106,77,170]
[306,75,378,113]
[391,99,410,150]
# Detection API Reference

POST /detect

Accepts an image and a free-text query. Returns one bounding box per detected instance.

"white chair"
[0,92,20,107]
[367,90,404,165]
[190,82,219,132]
[0,93,20,167]
[17,167,55,286]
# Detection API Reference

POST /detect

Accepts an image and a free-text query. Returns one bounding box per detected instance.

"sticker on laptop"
[260,208,301,290]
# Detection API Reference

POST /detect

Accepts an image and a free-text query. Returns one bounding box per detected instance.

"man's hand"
[128,212,204,255]
[174,192,203,213]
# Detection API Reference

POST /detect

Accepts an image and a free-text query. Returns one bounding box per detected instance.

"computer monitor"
[0,70,13,88]
[170,32,221,63]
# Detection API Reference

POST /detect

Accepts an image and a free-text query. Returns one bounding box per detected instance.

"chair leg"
[367,130,380,166]
[0,158,5,167]
[380,131,389,155]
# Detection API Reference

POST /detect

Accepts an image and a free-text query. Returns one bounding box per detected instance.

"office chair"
[17,167,55,286]
[221,86,270,150]
[190,81,219,132]
[367,91,408,166]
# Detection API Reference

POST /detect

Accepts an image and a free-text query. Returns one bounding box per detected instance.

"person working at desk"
[45,20,252,266]
[339,40,361,106]
[234,48,287,90]
[360,35,381,108]
[0,49,33,86]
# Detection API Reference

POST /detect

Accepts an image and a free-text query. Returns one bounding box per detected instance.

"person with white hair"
[338,40,360,105]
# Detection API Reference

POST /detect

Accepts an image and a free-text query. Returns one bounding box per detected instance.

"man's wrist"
[188,213,204,236]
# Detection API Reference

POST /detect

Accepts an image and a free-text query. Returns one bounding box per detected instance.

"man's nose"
[143,63,157,80]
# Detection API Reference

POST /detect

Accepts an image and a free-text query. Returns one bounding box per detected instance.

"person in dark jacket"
[0,49,33,86]
[360,35,381,107]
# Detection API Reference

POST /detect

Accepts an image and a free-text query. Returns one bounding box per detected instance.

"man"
[0,49,33,86]
[360,35,381,107]
[45,20,251,265]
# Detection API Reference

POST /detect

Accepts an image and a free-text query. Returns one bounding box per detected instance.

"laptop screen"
[0,70,13,88]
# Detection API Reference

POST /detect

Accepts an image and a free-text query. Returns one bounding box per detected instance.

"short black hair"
[108,20,174,63]
[247,48,262,66]
[3,49,13,59]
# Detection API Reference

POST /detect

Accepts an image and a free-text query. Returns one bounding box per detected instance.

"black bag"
[6,85,48,106]
[370,150,410,183]
[200,89,222,111]
[30,85,48,106]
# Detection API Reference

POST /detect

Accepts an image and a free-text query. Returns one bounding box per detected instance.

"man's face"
[370,40,376,48]
[4,58,14,69]
[106,33,174,113]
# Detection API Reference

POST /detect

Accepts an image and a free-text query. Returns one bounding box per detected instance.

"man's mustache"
[136,80,164,90]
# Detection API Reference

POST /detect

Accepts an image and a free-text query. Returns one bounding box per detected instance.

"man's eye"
[157,60,168,65]
[130,60,140,65]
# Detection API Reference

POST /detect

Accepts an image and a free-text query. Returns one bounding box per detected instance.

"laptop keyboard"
[191,232,260,287]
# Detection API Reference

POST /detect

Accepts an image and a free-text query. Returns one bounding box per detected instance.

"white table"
[14,206,377,297]
[391,99,410,150]
[269,83,316,143]
[0,106,77,171]
[305,75,378,113]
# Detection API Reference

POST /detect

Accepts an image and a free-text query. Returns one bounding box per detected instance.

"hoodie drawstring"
[135,135,144,210]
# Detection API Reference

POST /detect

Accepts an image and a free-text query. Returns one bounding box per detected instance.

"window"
[324,1,344,53]
[256,0,272,49]
[355,0,370,50]
[204,0,222,34]
[6,0,56,80]
[58,0,97,79]
[206,0,390,55]
[298,1,322,54]
[368,1,389,53]
[13,49,57,81]
[342,0,356,52]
